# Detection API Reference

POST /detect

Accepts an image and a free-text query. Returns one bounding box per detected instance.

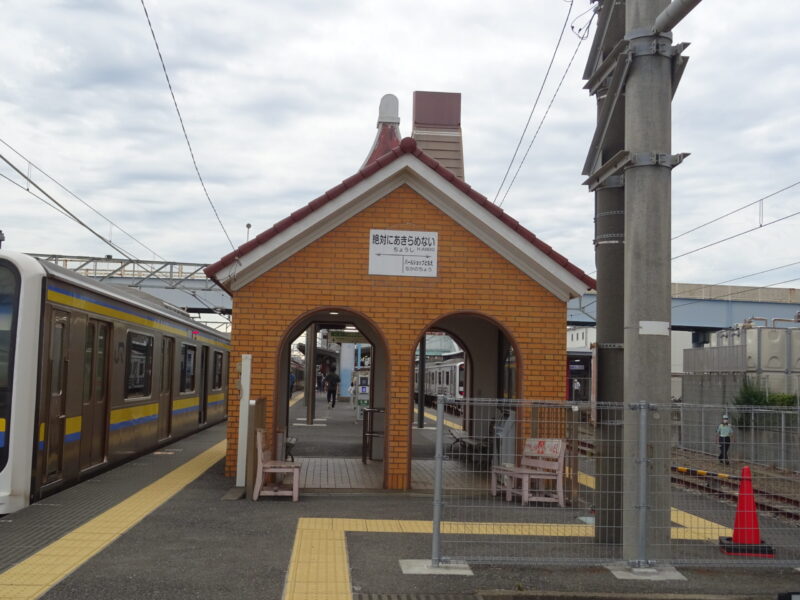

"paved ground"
[2,419,800,599]
[288,391,437,459]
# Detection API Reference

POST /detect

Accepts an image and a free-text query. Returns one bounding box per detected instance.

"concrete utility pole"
[583,0,697,562]
[622,0,674,562]
[594,11,626,546]
[582,0,628,547]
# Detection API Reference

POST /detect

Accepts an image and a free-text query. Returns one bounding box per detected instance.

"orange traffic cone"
[719,466,774,557]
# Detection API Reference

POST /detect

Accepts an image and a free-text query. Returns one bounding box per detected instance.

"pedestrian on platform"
[325,366,341,408]
[288,371,295,399]
[717,415,733,465]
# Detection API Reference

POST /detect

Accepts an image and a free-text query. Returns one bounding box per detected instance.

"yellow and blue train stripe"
[0,418,6,448]
[110,404,159,431]
[173,397,199,415]
[46,284,230,350]
[34,396,226,451]
[64,417,81,443]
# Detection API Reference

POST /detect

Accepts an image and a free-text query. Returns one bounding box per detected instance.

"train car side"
[0,250,229,513]
[0,254,43,514]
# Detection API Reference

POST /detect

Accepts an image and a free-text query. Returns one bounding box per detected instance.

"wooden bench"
[490,438,566,507]
[253,428,301,502]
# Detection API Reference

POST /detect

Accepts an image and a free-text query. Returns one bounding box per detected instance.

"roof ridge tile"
[205,134,596,291]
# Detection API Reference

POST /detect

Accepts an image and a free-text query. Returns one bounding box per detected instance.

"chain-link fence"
[431,397,800,568]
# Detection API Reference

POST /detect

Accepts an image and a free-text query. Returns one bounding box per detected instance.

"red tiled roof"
[205,137,596,291]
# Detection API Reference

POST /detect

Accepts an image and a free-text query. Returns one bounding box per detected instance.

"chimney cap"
[377,94,400,126]
[413,91,461,128]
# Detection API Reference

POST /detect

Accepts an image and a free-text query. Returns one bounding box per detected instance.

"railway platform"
[1,415,799,600]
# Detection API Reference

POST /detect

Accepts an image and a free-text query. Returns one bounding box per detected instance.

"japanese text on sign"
[368,229,438,277]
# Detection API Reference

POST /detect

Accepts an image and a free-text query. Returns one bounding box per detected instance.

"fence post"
[431,398,445,567]
[780,411,786,470]
[631,401,651,568]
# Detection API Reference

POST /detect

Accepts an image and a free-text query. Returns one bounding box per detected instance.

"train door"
[44,310,69,483]
[158,336,174,440]
[79,319,110,470]
[198,345,208,425]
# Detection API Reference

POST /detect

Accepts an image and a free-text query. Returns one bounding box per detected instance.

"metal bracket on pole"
[584,38,629,96]
[583,150,631,190]
[596,208,625,218]
[582,51,632,176]
[594,233,624,246]
[597,342,623,350]
[595,175,624,190]
[626,152,690,170]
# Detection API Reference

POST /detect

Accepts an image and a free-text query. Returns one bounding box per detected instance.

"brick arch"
[271,306,391,463]
[413,309,523,400]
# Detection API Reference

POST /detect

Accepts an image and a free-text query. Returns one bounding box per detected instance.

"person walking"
[325,366,341,408]
[717,415,733,465]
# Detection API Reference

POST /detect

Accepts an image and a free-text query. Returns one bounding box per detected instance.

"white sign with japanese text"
[368,229,438,277]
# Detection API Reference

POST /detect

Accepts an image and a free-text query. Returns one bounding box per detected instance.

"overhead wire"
[576,258,800,315]
[672,207,800,261]
[139,0,236,252]
[0,136,168,261]
[583,180,800,276]
[0,153,230,321]
[671,259,800,298]
[492,0,574,204]
[672,178,800,241]
[671,275,800,310]
[498,9,594,207]
[1,152,143,259]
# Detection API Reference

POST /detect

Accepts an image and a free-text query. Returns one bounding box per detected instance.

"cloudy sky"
[1,1,799,291]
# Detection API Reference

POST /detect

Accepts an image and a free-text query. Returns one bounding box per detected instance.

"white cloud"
[0,0,798,293]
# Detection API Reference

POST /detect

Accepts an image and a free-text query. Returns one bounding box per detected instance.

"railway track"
[577,439,800,522]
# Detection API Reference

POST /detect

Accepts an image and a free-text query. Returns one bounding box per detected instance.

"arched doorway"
[409,312,520,489]
[275,308,389,489]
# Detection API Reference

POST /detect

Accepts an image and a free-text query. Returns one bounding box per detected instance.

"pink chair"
[252,428,301,501]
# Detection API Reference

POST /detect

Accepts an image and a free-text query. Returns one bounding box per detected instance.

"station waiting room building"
[205,92,595,490]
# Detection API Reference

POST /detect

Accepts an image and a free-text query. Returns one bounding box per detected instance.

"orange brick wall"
[225,184,567,488]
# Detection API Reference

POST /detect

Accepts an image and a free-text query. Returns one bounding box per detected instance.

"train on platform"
[414,355,466,406]
[0,251,229,514]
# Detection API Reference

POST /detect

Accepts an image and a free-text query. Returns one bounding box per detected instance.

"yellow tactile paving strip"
[414,407,463,430]
[0,440,226,600]
[283,509,732,600]
[578,471,731,541]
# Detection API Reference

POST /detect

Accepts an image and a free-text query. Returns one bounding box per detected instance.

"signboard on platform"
[368,229,438,278]
[329,330,369,344]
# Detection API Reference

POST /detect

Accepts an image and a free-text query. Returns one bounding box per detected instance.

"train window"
[82,322,95,404]
[50,320,66,395]
[212,351,223,390]
[125,332,153,398]
[180,344,196,393]
[161,337,175,394]
[0,263,19,392]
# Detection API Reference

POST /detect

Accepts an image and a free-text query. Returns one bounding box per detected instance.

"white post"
[235,354,253,488]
